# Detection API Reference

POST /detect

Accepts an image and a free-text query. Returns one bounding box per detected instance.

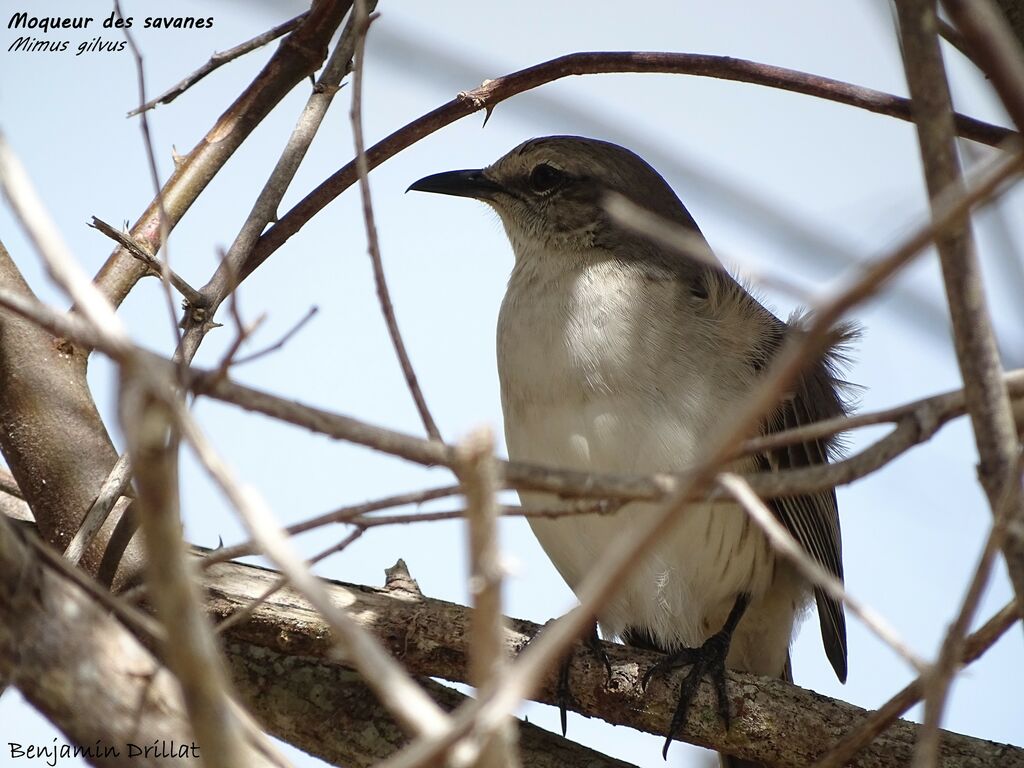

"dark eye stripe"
[529,163,565,193]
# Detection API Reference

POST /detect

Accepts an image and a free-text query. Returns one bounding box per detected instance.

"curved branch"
[244,50,1015,279]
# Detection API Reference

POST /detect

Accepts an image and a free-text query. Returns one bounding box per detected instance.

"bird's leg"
[553,621,612,735]
[521,618,612,735]
[641,593,750,758]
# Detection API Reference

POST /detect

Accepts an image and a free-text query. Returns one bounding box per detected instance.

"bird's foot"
[641,594,749,758]
[522,619,611,736]
[555,621,612,735]
[641,629,733,757]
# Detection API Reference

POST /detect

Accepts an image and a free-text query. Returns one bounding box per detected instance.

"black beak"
[407,168,503,200]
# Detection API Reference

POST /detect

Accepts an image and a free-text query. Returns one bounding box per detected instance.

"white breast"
[498,256,777,651]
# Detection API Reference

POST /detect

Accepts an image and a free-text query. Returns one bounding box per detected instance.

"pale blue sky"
[1,1,1021,766]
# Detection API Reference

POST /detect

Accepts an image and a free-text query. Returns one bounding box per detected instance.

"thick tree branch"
[200,554,1023,767]
[0,242,139,585]
[223,559,633,768]
[4,500,1019,767]
[0,515,285,768]
[943,0,1024,132]
[994,0,1024,50]
[226,641,638,768]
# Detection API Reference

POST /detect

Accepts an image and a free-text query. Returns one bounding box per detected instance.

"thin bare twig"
[180,3,362,364]
[207,251,264,384]
[174,404,452,740]
[89,217,202,306]
[201,484,462,567]
[740,369,1024,455]
[62,453,133,566]
[915,481,1019,768]
[942,0,1024,131]
[211,302,319,380]
[896,3,1024,764]
[192,368,898,503]
[119,372,251,768]
[94,0,187,589]
[127,13,309,116]
[187,332,996,514]
[604,193,816,302]
[350,500,622,528]
[349,4,441,442]
[810,600,1021,768]
[197,546,1023,767]
[453,427,518,768]
[937,17,976,61]
[114,0,182,353]
[232,306,319,366]
[189,286,1020,513]
[719,472,925,670]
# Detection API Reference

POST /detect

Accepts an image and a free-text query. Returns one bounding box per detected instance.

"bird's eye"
[529,163,564,194]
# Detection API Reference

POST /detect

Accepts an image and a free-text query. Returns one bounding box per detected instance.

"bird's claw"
[519,620,610,737]
[644,630,734,759]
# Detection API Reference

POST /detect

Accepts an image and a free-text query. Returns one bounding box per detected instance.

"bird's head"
[409,135,701,258]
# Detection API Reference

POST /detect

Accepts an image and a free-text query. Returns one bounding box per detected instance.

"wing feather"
[756,320,854,683]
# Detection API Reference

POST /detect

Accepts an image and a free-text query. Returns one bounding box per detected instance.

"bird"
[409,136,852,766]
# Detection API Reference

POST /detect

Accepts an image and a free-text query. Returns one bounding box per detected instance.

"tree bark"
[200,554,1023,768]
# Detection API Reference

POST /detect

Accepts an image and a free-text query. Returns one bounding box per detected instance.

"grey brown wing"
[758,363,849,683]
